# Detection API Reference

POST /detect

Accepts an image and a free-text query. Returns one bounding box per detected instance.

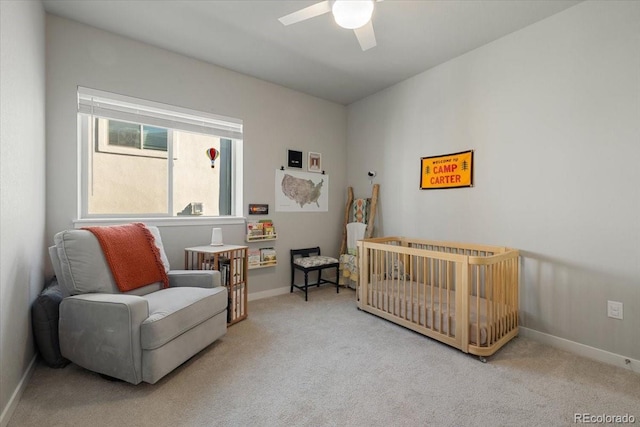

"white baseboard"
[519,327,640,374]
[248,280,352,302]
[248,286,291,302]
[0,355,37,427]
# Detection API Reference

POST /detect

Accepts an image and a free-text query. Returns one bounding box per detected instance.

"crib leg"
[479,356,487,363]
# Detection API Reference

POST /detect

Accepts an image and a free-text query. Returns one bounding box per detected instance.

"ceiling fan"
[278,0,381,51]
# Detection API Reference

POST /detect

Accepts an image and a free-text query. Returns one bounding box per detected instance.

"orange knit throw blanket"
[83,223,169,292]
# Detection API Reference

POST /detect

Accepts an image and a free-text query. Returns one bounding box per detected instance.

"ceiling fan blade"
[353,21,377,51]
[278,1,332,26]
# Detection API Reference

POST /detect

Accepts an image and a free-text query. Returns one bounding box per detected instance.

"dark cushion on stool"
[31,278,69,368]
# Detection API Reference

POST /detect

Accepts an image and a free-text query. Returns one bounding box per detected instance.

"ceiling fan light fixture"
[332,0,374,30]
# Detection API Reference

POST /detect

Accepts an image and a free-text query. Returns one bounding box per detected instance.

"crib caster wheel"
[479,356,487,363]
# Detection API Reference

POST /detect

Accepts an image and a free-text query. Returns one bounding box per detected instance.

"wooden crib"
[357,237,519,359]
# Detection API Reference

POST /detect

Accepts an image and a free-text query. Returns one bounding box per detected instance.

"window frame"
[76,87,244,225]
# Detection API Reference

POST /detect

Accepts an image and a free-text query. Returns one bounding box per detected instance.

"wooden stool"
[290,247,339,301]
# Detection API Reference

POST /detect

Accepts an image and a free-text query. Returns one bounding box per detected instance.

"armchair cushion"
[141,286,227,350]
[54,230,120,295]
[53,227,169,296]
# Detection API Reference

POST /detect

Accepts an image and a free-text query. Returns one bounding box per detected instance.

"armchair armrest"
[168,270,221,289]
[59,293,149,384]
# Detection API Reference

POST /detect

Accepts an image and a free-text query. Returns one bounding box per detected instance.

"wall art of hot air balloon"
[206,147,219,168]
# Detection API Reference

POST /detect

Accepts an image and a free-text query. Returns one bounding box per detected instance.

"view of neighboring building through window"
[78,87,242,219]
[108,120,168,151]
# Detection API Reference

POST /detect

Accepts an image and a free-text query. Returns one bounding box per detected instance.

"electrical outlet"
[607,300,623,320]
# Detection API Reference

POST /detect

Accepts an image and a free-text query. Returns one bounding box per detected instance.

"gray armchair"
[48,225,227,384]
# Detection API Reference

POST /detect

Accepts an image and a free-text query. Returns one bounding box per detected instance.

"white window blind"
[77,86,243,140]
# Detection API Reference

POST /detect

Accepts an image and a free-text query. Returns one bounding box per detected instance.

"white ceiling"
[42,0,581,105]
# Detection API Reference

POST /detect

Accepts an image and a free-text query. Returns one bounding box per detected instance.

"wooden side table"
[184,244,248,325]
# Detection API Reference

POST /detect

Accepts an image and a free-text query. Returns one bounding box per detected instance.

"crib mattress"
[363,280,509,346]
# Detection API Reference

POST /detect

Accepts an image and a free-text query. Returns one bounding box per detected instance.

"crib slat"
[421,256,426,326]
[486,265,493,345]
[475,265,480,346]
[495,263,500,341]
[374,248,379,309]
[446,259,452,337]
[498,261,508,337]
[439,259,443,334]
[458,260,469,352]
[408,256,412,322]
[384,249,388,312]
[430,257,435,332]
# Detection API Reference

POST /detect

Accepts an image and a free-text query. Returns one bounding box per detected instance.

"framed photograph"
[287,149,303,169]
[308,151,322,173]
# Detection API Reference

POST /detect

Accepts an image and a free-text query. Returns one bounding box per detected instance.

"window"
[78,87,243,219]
[95,118,171,159]
[106,120,167,151]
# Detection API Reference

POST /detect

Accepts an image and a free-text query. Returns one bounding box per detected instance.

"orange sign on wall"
[420,150,473,190]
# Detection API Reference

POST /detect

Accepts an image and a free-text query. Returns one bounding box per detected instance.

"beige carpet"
[9,286,640,427]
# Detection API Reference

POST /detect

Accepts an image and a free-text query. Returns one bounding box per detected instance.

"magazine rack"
[245,219,278,269]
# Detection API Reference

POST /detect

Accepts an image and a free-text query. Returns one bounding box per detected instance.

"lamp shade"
[332,0,374,30]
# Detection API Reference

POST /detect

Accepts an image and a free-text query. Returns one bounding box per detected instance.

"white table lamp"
[210,228,224,246]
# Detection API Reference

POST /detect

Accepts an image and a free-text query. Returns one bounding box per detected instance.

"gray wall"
[347,1,640,360]
[0,1,46,424]
[46,15,347,296]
